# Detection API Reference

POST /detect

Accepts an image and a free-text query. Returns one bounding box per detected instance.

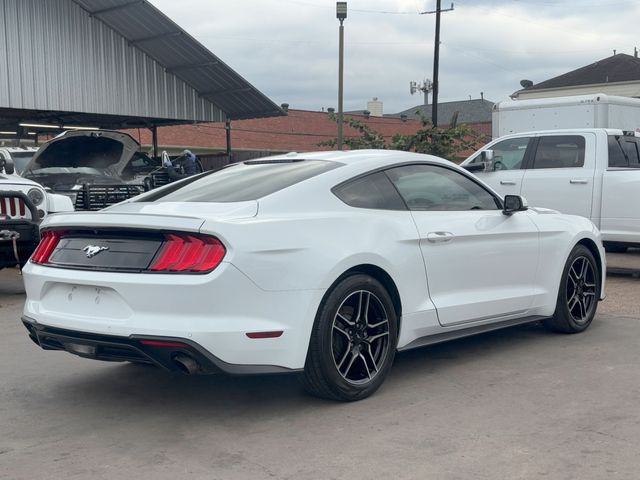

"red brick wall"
[124,109,491,159]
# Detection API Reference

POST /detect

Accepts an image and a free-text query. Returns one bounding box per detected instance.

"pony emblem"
[83,245,109,258]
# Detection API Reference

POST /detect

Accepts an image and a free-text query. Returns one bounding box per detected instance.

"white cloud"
[149,0,640,113]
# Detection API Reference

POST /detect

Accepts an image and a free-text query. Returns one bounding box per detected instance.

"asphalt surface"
[1,268,640,480]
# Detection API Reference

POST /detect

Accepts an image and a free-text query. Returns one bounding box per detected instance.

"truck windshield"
[10,152,35,175]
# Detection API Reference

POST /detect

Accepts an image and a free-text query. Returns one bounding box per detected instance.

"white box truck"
[492,94,640,138]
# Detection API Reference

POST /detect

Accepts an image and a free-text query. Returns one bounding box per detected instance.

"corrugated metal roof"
[71,0,284,120]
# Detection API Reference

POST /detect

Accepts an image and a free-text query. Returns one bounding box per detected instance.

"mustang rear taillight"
[31,230,63,264]
[149,233,226,273]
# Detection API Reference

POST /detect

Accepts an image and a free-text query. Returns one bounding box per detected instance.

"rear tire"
[301,274,398,401]
[544,244,600,334]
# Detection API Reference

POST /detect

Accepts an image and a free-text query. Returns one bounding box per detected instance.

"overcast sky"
[149,0,640,114]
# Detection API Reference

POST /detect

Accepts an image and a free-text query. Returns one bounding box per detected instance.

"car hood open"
[23,130,140,189]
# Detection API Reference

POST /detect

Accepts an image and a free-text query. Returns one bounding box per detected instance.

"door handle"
[570,179,588,184]
[500,180,517,185]
[427,231,454,243]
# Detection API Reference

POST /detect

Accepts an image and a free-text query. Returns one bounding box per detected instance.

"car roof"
[253,149,454,172]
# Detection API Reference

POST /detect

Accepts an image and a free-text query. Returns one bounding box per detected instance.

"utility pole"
[420,2,454,127]
[336,2,347,150]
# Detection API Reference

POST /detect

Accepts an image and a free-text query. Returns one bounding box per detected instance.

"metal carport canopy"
[0,0,283,134]
[72,0,284,121]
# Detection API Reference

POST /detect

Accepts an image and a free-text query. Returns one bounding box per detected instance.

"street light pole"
[336,2,347,150]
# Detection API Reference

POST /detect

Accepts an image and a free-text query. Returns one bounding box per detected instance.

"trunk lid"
[41,201,258,231]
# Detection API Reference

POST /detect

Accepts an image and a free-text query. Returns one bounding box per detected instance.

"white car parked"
[0,156,73,269]
[21,150,605,401]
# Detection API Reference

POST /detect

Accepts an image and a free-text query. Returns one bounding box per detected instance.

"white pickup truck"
[461,128,640,252]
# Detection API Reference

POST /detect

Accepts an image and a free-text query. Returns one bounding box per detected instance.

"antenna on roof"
[409,79,433,106]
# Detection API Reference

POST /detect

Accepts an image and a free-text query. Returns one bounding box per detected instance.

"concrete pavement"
[1,269,640,480]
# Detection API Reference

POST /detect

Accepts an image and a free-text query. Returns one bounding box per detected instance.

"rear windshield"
[135,160,341,203]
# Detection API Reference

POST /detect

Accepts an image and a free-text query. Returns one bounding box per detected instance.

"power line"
[281,0,421,14]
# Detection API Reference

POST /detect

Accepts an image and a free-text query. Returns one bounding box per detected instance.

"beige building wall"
[513,81,640,100]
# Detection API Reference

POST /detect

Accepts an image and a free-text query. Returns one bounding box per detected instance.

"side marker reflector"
[246,331,283,339]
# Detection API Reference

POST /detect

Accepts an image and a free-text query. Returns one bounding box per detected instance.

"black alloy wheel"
[565,255,597,324]
[301,274,398,401]
[544,244,600,334]
[331,290,390,384]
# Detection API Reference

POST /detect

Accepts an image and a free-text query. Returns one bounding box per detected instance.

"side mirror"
[481,149,494,161]
[1,157,15,175]
[481,150,494,172]
[503,195,528,216]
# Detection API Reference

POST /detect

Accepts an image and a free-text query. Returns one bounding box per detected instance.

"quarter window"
[333,172,406,210]
[385,164,500,211]
[532,136,585,169]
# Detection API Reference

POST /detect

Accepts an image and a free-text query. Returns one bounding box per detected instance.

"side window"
[469,137,530,171]
[532,135,585,169]
[622,139,640,167]
[385,164,500,211]
[490,137,530,171]
[608,135,628,167]
[333,172,406,210]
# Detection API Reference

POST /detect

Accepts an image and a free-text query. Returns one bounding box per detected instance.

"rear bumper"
[22,261,324,370]
[22,316,300,375]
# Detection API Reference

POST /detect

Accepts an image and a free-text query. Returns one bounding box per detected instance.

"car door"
[520,133,595,218]
[601,134,640,242]
[466,136,532,196]
[385,164,540,326]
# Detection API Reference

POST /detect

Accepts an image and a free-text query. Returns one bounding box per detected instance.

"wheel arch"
[329,264,403,331]
[576,237,604,296]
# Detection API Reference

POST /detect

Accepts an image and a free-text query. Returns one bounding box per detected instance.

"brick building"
[127,105,491,168]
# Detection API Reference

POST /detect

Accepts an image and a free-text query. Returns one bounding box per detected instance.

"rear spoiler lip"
[40,211,206,234]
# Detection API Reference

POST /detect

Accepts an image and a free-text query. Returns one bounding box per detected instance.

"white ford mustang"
[21,150,605,401]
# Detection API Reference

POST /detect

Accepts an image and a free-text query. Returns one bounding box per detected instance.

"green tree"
[320,111,487,162]
[319,114,387,150]
[390,116,484,161]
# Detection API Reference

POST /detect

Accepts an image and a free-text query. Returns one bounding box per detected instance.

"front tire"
[544,245,600,334]
[301,274,398,401]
